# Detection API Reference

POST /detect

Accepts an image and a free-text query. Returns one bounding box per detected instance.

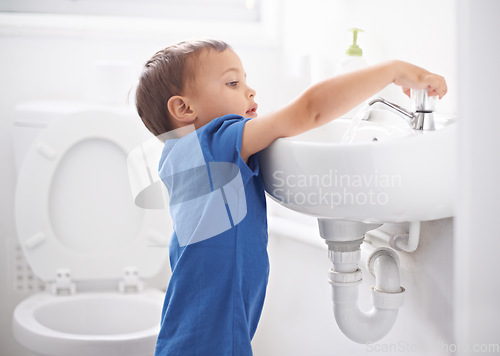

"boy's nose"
[247,86,256,99]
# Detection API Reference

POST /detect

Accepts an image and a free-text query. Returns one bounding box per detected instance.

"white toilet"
[12,101,172,356]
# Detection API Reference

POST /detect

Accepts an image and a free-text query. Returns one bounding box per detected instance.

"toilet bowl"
[13,291,164,356]
[12,102,171,356]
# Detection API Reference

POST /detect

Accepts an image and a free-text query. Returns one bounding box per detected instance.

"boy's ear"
[167,96,196,124]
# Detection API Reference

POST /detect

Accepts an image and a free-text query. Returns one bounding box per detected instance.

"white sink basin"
[260,108,457,223]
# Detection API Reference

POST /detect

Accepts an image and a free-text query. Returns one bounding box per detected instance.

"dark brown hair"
[135,39,231,136]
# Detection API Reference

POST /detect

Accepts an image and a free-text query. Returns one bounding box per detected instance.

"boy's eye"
[226,81,239,88]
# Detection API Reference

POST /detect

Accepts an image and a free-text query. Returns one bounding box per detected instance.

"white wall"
[281,0,457,115]
[455,0,500,352]
[2,0,499,355]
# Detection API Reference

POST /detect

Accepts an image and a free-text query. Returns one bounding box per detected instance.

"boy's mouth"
[246,103,258,117]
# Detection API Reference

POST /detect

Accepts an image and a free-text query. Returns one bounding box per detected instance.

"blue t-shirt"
[156,115,269,355]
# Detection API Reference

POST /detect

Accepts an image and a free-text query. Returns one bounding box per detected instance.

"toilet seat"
[15,111,171,285]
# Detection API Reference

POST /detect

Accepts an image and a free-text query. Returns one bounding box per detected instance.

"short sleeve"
[198,114,260,183]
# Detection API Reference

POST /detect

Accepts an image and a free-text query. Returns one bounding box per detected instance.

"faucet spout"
[368,97,435,131]
[368,97,415,124]
[368,97,414,119]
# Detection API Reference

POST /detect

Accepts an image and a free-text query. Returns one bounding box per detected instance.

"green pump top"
[345,28,364,56]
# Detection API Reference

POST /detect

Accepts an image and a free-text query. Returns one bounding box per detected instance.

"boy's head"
[136,39,258,136]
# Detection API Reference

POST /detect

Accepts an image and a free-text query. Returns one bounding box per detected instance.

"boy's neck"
[158,124,196,141]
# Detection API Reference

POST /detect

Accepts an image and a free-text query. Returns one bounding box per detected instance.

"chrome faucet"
[368,89,435,130]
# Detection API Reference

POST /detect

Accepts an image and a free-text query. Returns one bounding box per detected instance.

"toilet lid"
[15,111,171,283]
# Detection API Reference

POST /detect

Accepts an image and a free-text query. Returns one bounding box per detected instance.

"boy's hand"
[392,60,447,99]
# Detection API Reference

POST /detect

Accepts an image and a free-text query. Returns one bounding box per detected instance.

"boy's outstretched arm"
[240,60,447,162]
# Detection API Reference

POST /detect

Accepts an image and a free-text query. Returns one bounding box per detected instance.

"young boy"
[135,39,447,355]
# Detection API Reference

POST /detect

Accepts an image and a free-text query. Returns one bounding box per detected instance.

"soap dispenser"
[335,28,368,75]
[335,28,369,119]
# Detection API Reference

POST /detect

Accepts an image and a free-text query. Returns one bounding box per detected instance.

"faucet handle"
[410,89,436,113]
[410,89,436,130]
